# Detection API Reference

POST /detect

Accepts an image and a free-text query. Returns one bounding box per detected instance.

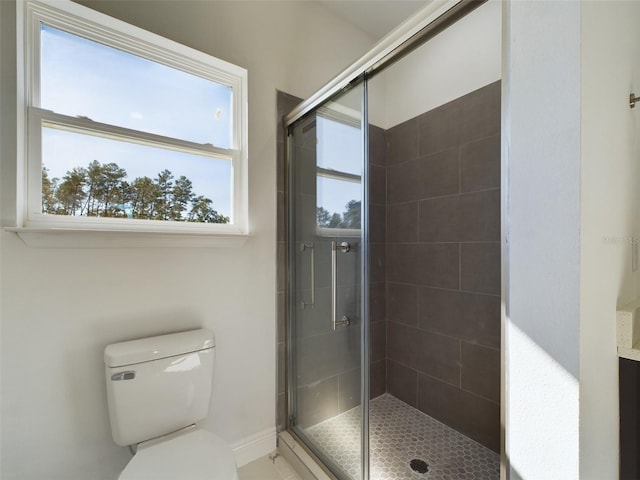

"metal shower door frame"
[284,2,489,479]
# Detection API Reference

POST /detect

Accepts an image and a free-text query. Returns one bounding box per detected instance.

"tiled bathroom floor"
[306,393,499,480]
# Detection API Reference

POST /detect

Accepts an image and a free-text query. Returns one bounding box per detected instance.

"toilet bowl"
[119,426,238,480]
[104,329,239,480]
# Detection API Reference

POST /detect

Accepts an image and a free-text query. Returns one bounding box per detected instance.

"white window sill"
[4,227,251,248]
[316,227,361,238]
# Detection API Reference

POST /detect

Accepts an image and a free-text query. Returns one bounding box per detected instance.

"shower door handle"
[331,241,351,330]
[300,242,315,309]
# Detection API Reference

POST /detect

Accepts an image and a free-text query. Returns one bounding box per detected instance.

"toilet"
[104,329,239,480]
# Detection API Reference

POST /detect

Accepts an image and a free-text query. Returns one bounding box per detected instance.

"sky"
[40,24,233,216]
[40,23,364,222]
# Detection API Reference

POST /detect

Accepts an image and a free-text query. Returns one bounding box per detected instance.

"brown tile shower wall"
[384,81,501,452]
[369,124,388,400]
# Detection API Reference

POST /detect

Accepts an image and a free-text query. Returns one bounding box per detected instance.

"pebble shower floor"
[306,393,499,480]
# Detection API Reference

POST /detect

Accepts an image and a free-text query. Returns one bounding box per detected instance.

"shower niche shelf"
[617,298,640,362]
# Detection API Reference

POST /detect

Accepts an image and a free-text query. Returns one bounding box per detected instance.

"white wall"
[506,1,640,479]
[0,1,375,479]
[580,2,640,478]
[368,0,501,129]
[504,1,582,478]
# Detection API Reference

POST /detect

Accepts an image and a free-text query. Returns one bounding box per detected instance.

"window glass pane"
[316,175,361,229]
[41,127,232,223]
[40,24,232,148]
[316,116,361,176]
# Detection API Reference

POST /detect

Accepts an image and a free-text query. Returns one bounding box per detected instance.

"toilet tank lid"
[104,329,215,367]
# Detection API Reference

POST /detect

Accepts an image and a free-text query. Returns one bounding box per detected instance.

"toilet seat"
[119,427,238,480]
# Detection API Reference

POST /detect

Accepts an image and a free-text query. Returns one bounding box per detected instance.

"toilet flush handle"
[111,371,136,381]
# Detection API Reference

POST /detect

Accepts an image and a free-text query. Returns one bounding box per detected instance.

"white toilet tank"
[104,329,215,446]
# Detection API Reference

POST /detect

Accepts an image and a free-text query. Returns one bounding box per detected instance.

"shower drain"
[410,459,429,474]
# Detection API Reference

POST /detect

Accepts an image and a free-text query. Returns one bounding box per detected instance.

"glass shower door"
[287,83,366,480]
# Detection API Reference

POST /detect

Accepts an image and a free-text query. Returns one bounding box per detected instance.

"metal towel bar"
[331,241,351,330]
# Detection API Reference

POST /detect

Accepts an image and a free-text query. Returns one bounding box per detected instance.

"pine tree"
[84,160,102,216]
[43,161,229,224]
[42,167,58,214]
[99,162,128,217]
[188,196,229,224]
[170,175,194,221]
[317,206,331,227]
[130,176,160,219]
[342,200,361,229]
[153,169,174,221]
[56,167,87,215]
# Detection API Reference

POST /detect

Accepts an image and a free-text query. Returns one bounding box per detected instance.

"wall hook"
[631,93,639,109]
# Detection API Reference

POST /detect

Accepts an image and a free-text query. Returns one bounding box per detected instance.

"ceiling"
[316,0,429,40]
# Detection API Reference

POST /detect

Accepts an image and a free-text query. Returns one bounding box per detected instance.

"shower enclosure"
[283,1,501,478]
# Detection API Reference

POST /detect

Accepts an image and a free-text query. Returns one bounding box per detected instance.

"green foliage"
[342,200,361,229]
[130,176,160,220]
[170,176,193,221]
[188,196,229,223]
[42,161,229,224]
[41,167,57,214]
[56,167,87,215]
[316,200,361,229]
[153,169,174,221]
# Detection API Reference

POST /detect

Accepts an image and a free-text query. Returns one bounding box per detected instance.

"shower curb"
[278,432,336,480]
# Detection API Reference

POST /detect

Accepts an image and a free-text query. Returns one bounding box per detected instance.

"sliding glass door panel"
[288,83,365,480]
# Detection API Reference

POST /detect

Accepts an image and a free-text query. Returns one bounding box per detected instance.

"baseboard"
[231,427,277,467]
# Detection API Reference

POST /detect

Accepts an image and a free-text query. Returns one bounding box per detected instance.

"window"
[19,0,248,236]
[315,105,362,236]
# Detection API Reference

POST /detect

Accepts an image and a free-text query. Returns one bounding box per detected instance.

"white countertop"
[617,298,640,362]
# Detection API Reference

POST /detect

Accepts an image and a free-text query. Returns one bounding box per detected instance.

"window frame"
[18,0,249,237]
